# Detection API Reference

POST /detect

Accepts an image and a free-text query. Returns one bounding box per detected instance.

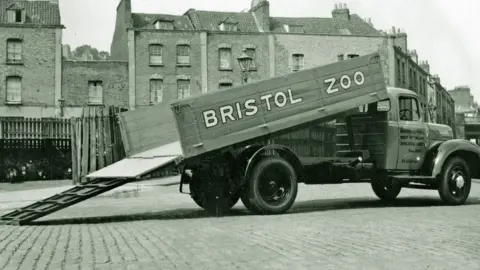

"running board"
[0,178,131,226]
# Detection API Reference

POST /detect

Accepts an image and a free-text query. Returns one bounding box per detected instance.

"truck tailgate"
[171,52,388,159]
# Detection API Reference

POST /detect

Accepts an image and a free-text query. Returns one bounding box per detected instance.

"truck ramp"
[0,142,183,226]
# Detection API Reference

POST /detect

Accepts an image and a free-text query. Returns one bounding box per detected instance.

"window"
[401,62,406,83]
[177,79,191,99]
[359,99,391,113]
[149,79,163,103]
[396,58,401,84]
[219,23,237,31]
[337,54,344,61]
[88,80,103,105]
[218,48,232,70]
[7,9,24,23]
[149,44,163,65]
[219,82,233,90]
[292,54,304,72]
[283,24,304,33]
[154,20,174,30]
[347,54,359,59]
[245,48,256,69]
[176,45,190,65]
[6,39,22,63]
[398,96,420,121]
[6,76,22,103]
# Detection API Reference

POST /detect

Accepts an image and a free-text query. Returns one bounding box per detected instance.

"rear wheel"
[189,173,240,214]
[241,156,298,215]
[438,157,471,205]
[371,176,401,201]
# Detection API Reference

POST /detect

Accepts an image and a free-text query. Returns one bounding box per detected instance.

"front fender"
[431,139,480,177]
[244,144,304,183]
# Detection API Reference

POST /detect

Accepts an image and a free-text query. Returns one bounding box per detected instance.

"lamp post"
[237,49,252,84]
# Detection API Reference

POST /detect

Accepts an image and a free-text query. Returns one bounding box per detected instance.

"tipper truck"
[2,52,479,225]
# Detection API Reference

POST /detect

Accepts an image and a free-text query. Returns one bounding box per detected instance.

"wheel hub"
[453,174,465,189]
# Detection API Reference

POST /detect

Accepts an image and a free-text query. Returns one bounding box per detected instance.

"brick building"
[110,0,389,108]
[379,30,455,128]
[109,0,455,128]
[0,0,63,117]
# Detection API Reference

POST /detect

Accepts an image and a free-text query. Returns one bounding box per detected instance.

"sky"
[59,0,480,100]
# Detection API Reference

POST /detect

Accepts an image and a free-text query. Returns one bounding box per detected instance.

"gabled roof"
[132,13,194,30]
[185,9,259,32]
[271,14,382,36]
[0,0,61,26]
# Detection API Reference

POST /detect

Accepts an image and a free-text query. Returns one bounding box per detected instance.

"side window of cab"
[398,96,420,121]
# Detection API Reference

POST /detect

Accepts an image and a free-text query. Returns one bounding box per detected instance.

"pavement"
[0,179,480,269]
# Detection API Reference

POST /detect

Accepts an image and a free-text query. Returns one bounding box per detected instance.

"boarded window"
[6,76,22,103]
[292,53,304,72]
[149,44,163,65]
[150,79,163,103]
[177,79,191,99]
[218,48,232,69]
[176,45,190,65]
[6,39,22,63]
[88,80,103,105]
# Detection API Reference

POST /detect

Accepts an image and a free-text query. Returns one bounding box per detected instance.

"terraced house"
[0,0,63,117]
[111,0,453,127]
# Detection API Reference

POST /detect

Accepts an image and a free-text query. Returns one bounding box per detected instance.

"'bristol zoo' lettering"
[202,89,303,128]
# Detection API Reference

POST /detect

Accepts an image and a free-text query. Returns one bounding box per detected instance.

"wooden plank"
[70,118,78,184]
[97,108,105,169]
[76,119,82,182]
[103,107,113,165]
[117,113,131,156]
[89,107,97,173]
[81,108,90,183]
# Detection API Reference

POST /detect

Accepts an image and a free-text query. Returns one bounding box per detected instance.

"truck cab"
[350,87,453,172]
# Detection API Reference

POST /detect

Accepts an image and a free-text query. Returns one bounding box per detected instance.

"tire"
[438,156,471,205]
[189,174,240,213]
[371,178,401,201]
[241,156,298,215]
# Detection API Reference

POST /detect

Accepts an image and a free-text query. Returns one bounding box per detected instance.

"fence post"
[70,117,78,184]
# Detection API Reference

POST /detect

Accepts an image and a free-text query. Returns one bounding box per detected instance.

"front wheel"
[241,156,298,215]
[438,157,471,205]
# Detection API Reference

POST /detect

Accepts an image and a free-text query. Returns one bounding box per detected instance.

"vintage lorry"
[1,52,478,224]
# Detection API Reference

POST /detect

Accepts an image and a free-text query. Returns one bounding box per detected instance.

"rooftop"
[0,0,61,26]
[131,5,382,36]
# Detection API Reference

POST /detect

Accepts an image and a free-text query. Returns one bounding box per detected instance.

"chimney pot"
[334,3,338,9]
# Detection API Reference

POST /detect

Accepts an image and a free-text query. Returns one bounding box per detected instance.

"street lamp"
[237,49,252,84]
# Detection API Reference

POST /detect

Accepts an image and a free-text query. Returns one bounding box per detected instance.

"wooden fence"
[70,106,127,184]
[0,117,71,139]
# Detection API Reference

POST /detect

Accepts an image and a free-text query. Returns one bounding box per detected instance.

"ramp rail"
[0,178,130,225]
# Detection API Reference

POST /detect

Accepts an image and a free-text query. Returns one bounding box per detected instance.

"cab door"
[396,95,429,170]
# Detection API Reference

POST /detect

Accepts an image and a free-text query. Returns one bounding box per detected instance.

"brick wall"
[0,27,56,106]
[62,60,128,107]
[206,33,270,90]
[134,31,202,106]
[274,34,385,76]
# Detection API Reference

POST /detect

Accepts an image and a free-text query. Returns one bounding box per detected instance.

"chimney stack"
[420,60,430,73]
[409,49,418,63]
[332,3,350,21]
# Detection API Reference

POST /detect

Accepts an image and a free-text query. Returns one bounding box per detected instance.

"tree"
[72,45,109,60]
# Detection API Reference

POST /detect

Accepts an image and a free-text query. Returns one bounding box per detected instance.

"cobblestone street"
[1,182,480,270]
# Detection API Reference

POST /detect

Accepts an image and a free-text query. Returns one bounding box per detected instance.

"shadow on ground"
[26,196,480,226]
